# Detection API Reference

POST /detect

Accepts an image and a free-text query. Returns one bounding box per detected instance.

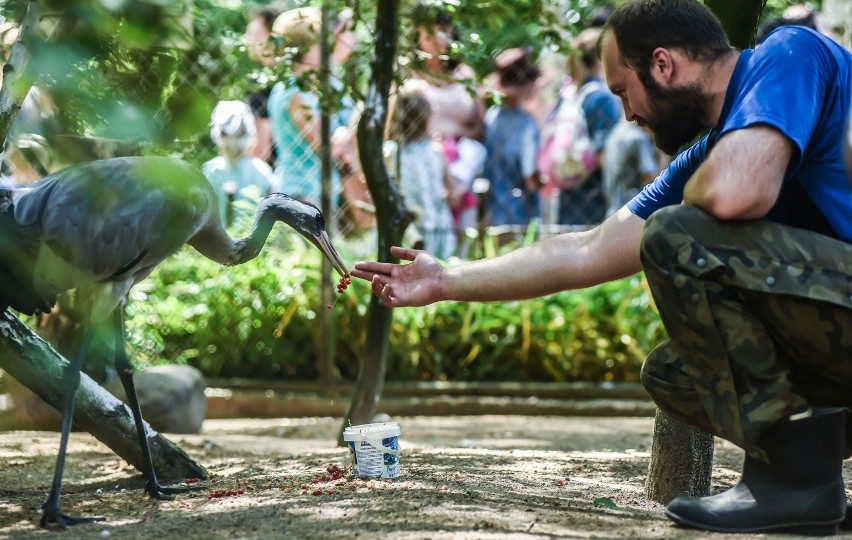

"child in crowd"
[202,100,278,226]
[482,47,542,226]
[384,88,457,260]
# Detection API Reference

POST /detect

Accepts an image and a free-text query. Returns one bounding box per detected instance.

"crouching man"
[353,0,852,534]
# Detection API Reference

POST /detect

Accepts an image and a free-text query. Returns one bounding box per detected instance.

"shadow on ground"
[0,415,848,539]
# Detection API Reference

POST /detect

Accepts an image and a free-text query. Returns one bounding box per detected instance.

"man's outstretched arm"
[351,206,646,307]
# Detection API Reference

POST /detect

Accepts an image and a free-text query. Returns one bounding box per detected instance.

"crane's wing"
[11,157,217,303]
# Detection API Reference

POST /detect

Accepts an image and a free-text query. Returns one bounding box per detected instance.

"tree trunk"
[0,311,207,483]
[338,0,410,445]
[704,0,767,49]
[643,0,766,502]
[0,1,40,149]
[645,410,714,504]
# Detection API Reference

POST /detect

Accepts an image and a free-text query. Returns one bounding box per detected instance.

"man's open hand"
[351,246,447,307]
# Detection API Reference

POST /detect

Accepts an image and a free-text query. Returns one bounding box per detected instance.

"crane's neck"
[228,201,277,265]
[189,198,275,266]
[191,194,315,268]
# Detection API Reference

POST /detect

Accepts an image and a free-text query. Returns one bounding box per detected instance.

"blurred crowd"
[0,2,847,259]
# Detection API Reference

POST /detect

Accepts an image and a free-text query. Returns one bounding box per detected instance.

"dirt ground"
[0,415,850,539]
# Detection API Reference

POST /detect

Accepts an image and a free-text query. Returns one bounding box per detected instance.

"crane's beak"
[313,230,349,277]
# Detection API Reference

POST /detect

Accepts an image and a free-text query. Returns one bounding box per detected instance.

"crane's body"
[0,156,347,528]
[1,157,220,317]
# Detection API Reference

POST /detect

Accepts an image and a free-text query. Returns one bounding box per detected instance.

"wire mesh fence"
[0,1,617,256]
[150,1,613,252]
[0,1,622,381]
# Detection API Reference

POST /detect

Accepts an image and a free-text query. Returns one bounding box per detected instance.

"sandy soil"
[0,415,850,539]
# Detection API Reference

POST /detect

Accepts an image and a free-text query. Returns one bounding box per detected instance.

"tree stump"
[645,409,714,504]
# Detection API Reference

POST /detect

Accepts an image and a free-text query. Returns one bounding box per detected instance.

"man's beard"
[640,78,708,155]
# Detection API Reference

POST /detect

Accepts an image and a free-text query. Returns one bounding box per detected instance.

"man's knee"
[641,346,692,403]
[640,206,711,266]
[641,342,711,428]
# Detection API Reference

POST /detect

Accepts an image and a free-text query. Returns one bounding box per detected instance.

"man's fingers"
[370,276,396,307]
[389,245,419,262]
[371,275,394,300]
[380,284,393,305]
[352,261,393,279]
[353,261,386,273]
[354,247,421,281]
[370,275,384,295]
[350,268,375,281]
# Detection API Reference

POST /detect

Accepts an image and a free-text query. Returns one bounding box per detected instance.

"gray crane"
[0,156,349,528]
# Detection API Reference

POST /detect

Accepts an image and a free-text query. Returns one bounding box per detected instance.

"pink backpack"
[537,80,601,189]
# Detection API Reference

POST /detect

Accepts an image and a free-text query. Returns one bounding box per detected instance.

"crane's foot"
[145,480,205,500]
[40,503,105,529]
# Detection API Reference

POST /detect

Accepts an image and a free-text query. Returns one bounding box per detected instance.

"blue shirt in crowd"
[483,104,541,226]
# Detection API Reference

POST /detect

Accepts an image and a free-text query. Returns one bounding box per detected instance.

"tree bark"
[704,0,767,49]
[0,0,40,149]
[338,0,410,445]
[643,0,766,503]
[645,410,714,504]
[0,311,207,483]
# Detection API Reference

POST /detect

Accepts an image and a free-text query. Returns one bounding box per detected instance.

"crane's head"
[264,193,349,276]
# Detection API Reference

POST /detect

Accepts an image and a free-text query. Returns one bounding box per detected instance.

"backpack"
[537,80,602,189]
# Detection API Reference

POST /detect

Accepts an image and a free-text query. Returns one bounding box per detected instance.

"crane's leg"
[111,310,203,499]
[40,329,106,528]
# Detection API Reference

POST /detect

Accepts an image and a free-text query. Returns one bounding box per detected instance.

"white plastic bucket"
[342,422,401,479]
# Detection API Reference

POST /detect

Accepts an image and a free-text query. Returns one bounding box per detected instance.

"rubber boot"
[841,413,852,531]
[665,408,847,535]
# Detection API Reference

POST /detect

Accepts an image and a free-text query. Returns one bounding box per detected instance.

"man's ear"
[650,47,674,84]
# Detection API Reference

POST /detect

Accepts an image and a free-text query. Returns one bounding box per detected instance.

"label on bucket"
[343,422,401,479]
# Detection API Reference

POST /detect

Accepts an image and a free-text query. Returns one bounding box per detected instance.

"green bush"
[384,274,666,383]
[124,226,667,383]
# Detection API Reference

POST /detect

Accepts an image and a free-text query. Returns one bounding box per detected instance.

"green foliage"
[124,229,327,379]
[24,2,189,141]
[382,231,667,383]
[399,0,603,77]
[761,0,823,21]
[125,227,666,383]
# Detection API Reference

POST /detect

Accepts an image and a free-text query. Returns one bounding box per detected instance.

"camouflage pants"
[639,205,852,459]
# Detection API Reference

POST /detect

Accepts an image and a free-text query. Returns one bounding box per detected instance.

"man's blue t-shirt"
[627,26,852,242]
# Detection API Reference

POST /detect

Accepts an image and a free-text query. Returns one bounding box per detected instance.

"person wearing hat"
[266,6,372,231]
[481,47,543,228]
[266,7,328,206]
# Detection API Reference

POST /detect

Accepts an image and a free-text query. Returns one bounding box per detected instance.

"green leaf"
[593,497,617,509]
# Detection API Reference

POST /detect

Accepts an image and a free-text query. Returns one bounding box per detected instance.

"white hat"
[210,100,256,158]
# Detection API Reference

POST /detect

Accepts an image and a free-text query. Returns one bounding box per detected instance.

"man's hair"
[603,0,732,87]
